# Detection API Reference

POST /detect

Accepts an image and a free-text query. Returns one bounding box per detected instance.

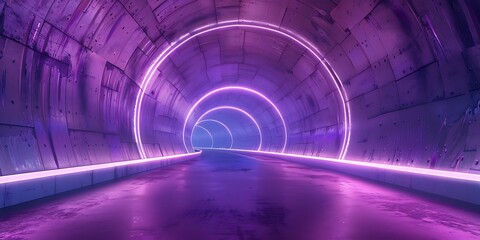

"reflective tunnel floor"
[1,150,480,240]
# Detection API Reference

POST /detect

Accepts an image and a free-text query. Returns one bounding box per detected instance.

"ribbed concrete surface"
[1,150,479,240]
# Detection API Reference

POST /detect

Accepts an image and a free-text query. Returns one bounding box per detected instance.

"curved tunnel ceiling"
[136,23,349,158]
[1,0,480,176]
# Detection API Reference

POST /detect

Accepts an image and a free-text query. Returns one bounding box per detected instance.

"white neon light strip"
[194,106,263,151]
[0,152,201,184]
[193,125,215,148]
[197,148,480,183]
[182,86,287,153]
[197,119,234,149]
[134,20,351,159]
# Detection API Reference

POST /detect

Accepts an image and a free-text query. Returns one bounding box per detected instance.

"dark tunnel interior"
[1,0,480,239]
[1,0,480,174]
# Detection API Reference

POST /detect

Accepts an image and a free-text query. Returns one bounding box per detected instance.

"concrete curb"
[232,150,480,205]
[0,153,200,208]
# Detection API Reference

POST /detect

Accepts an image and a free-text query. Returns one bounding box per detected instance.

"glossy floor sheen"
[1,151,480,240]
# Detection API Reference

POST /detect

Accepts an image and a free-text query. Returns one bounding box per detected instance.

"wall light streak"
[134,20,351,159]
[194,106,262,151]
[197,119,234,149]
[198,148,480,183]
[0,152,201,184]
[193,125,215,148]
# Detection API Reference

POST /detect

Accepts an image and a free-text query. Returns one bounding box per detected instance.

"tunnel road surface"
[1,150,480,240]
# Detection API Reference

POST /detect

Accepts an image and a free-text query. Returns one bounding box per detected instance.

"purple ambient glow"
[197,119,234,149]
[133,20,351,159]
[0,152,201,184]
[193,125,215,148]
[182,86,287,153]
[193,106,263,151]
[205,148,480,183]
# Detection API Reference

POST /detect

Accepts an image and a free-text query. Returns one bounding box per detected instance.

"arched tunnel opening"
[1,0,480,239]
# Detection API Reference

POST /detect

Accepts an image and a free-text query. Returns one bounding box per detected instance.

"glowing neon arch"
[134,20,351,159]
[196,119,234,149]
[193,106,262,151]
[192,125,214,148]
[183,86,285,153]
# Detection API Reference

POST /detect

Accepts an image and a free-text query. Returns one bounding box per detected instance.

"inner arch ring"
[193,125,214,148]
[196,119,234,149]
[183,86,285,153]
[192,106,263,151]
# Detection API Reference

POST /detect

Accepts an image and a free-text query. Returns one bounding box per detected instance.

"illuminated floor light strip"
[194,106,263,151]
[197,119,234,149]
[182,86,287,153]
[134,20,351,159]
[193,125,215,148]
[199,148,480,183]
[0,152,201,184]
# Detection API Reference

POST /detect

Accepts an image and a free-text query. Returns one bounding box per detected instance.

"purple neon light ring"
[196,119,234,149]
[191,106,263,151]
[133,20,351,159]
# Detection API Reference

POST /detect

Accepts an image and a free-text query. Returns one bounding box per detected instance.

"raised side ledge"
[225,149,480,205]
[0,152,201,208]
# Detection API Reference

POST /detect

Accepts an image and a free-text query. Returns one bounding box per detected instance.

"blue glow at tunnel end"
[193,125,215,148]
[196,119,234,149]
[182,86,287,153]
[192,106,263,151]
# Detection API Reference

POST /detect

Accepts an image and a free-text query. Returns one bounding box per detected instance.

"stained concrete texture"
[0,150,479,240]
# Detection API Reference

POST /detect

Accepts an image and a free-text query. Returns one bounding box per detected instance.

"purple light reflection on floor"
[0,150,479,240]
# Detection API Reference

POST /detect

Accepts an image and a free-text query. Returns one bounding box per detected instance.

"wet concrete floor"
[1,150,480,240]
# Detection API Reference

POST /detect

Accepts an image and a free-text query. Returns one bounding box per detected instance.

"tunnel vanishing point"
[1,0,480,239]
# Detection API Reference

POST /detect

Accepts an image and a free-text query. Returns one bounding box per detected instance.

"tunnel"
[1,0,480,239]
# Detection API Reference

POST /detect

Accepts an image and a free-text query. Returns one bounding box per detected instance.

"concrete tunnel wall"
[1,0,480,177]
